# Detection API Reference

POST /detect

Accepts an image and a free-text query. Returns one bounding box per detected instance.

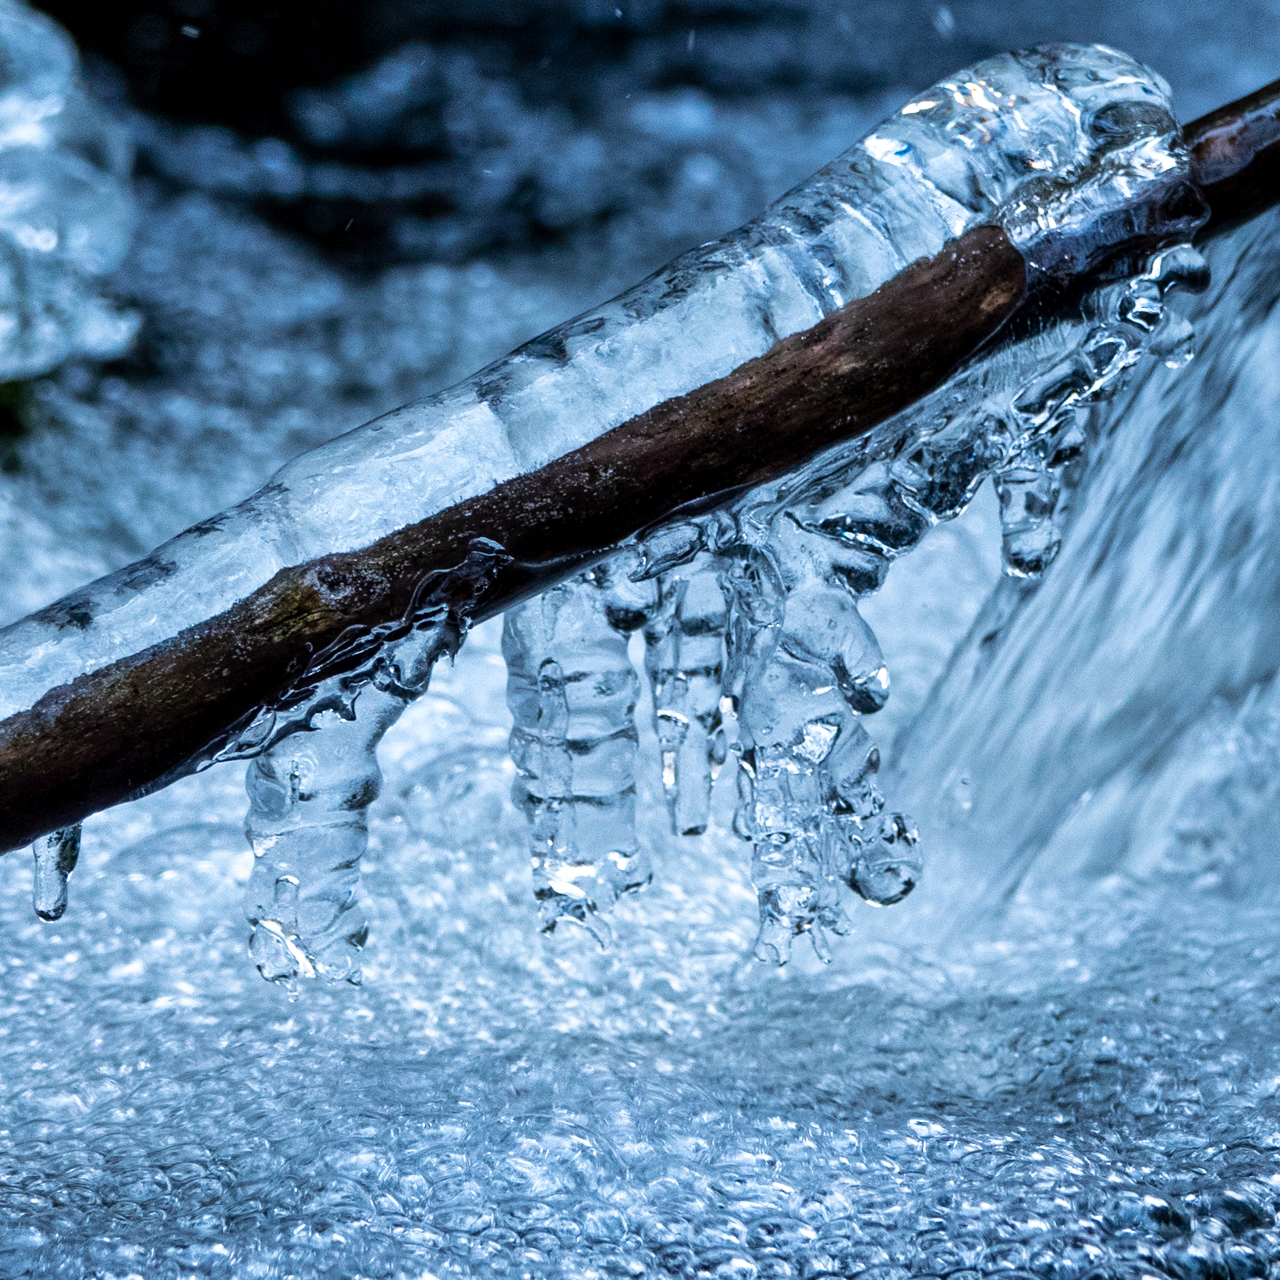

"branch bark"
[0,75,1274,853]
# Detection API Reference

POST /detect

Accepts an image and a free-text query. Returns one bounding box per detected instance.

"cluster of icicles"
[499,246,1203,970]
[32,235,1204,986]
[239,240,1210,985]
[27,44,1211,985]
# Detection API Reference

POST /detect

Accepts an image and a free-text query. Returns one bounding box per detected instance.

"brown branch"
[0,227,1027,850]
[0,79,1276,852]
[1186,78,1280,239]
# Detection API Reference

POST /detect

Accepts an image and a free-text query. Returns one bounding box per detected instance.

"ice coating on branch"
[0,2,136,379]
[0,44,1206,977]
[503,556,657,940]
[0,42,1199,733]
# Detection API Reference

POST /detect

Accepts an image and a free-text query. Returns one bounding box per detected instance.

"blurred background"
[2,0,1274,611]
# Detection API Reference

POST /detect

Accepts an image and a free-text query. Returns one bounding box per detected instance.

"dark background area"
[31,1,1276,267]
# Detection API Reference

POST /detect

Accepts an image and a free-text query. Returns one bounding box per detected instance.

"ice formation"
[1,10,1280,1275]
[29,822,77,922]
[504,556,657,940]
[499,46,1211,959]
[0,43,1211,984]
[248,43,1206,976]
[0,1,135,380]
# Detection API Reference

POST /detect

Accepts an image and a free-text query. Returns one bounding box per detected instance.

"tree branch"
[0,73,1274,853]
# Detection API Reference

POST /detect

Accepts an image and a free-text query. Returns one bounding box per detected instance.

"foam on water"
[4,612,1280,1277]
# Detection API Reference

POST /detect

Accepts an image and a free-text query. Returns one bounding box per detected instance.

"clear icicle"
[719,507,911,965]
[504,555,658,942]
[243,617,460,986]
[643,554,729,837]
[31,824,80,922]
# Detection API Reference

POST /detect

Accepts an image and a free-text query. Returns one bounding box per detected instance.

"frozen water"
[0,42,1198,734]
[504,555,658,941]
[643,553,730,839]
[0,8,1278,1276]
[0,43,1207,985]
[220,42,1205,970]
[29,822,77,922]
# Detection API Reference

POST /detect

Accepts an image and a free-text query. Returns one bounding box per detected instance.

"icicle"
[643,554,729,836]
[504,555,658,943]
[31,824,80,922]
[721,510,911,965]
[244,686,402,986]
[996,450,1065,578]
[239,544,500,985]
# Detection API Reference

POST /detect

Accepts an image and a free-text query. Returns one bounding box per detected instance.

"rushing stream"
[1,3,1280,1276]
